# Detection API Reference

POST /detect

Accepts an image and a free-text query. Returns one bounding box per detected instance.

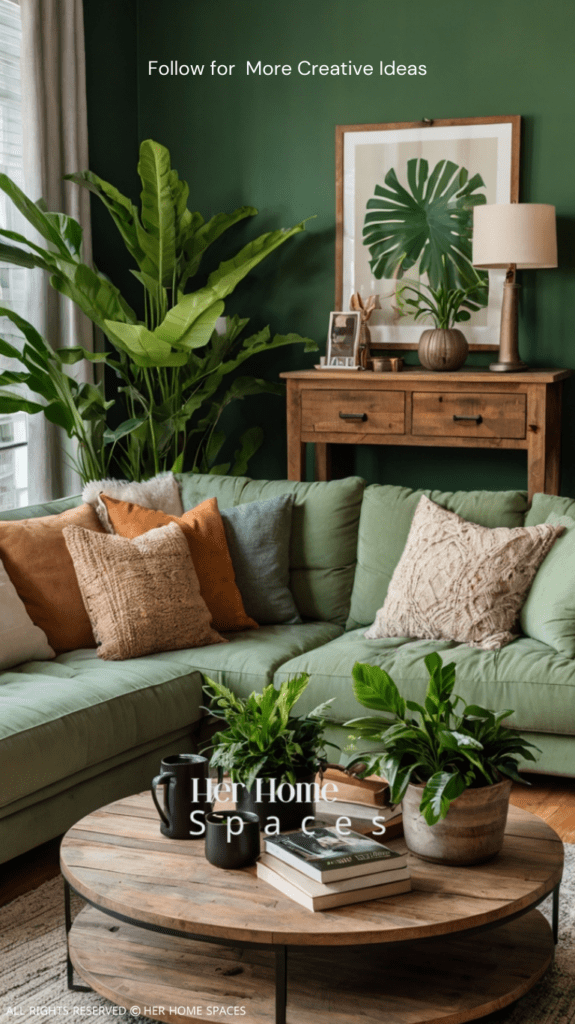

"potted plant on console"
[396,262,487,371]
[203,675,337,831]
[344,652,539,865]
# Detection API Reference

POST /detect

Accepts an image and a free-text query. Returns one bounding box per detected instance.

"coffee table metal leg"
[552,883,560,944]
[275,946,287,1024]
[64,878,91,992]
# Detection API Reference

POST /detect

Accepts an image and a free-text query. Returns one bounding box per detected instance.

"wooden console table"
[281,368,571,500]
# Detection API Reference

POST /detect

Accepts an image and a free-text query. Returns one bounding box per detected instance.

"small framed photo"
[326,311,361,367]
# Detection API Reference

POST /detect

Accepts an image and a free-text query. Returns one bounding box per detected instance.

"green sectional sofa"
[1,473,574,865]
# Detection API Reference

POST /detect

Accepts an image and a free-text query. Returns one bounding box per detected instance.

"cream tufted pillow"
[366,495,564,651]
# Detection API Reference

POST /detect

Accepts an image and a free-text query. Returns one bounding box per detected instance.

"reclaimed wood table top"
[60,791,563,948]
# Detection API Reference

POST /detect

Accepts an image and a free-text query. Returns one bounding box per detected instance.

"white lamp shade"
[472,203,558,269]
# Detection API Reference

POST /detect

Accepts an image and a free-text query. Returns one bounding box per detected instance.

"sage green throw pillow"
[347,483,529,629]
[221,494,301,625]
[520,509,575,656]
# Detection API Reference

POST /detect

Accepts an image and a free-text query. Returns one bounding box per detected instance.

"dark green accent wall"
[83,0,575,494]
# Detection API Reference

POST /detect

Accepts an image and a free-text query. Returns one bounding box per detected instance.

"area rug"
[1,848,574,1024]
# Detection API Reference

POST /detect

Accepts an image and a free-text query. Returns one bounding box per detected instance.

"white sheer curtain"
[20,0,93,501]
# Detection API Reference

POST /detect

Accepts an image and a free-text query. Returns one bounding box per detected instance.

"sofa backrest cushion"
[1,495,82,521]
[524,492,575,527]
[347,483,529,629]
[177,474,366,626]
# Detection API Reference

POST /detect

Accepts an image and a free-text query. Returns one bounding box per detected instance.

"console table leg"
[64,879,91,992]
[552,882,560,944]
[275,946,287,1024]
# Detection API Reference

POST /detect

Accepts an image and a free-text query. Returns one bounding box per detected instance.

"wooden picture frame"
[335,116,521,351]
[326,310,361,366]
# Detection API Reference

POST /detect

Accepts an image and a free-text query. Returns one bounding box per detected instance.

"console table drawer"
[412,392,526,439]
[301,389,405,435]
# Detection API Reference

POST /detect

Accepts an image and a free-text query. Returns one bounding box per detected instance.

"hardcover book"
[264,826,407,881]
[316,770,390,807]
[314,798,402,822]
[257,855,411,911]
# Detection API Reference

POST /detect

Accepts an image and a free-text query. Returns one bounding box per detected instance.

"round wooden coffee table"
[60,791,563,1024]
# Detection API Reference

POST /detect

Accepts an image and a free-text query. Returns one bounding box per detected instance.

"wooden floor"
[1,773,574,911]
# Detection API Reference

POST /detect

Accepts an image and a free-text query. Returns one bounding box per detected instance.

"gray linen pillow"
[221,495,301,625]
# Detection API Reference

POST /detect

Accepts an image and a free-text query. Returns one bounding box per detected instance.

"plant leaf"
[351,662,406,718]
[230,425,262,476]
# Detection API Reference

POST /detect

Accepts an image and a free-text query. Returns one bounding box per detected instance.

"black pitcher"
[151,754,209,839]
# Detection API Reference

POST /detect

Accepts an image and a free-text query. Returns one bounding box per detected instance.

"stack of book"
[257,826,410,911]
[314,768,403,840]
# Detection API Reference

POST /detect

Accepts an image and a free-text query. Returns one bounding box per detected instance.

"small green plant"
[344,652,539,825]
[396,266,488,329]
[202,675,337,790]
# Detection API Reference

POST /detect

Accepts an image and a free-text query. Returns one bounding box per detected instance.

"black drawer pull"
[453,414,483,424]
[339,411,367,422]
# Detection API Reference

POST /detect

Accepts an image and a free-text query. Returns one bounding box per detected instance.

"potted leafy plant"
[203,675,337,830]
[0,139,316,480]
[344,652,539,865]
[396,265,488,371]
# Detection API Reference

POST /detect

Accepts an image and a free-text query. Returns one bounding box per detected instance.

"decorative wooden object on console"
[281,367,571,501]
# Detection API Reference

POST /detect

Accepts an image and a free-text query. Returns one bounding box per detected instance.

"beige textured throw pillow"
[365,495,564,651]
[63,522,225,660]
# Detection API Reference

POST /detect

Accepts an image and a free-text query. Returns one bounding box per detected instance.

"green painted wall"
[83,0,575,494]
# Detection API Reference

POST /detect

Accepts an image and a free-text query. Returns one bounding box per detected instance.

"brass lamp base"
[489,359,528,372]
[490,274,528,373]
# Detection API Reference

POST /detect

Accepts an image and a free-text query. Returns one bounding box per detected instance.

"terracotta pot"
[402,778,513,866]
[418,328,469,371]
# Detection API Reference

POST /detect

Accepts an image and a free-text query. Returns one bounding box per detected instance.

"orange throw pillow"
[0,504,106,653]
[101,494,258,632]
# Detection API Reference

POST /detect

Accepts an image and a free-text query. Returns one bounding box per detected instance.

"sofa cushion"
[520,512,575,656]
[365,496,562,651]
[273,630,575,738]
[524,492,575,527]
[177,473,365,627]
[176,621,343,700]
[0,622,342,809]
[101,495,257,632]
[0,503,106,653]
[220,494,301,625]
[0,648,206,809]
[0,495,82,521]
[347,484,530,629]
[64,523,225,659]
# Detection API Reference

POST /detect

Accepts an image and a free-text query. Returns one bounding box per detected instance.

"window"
[0,0,28,511]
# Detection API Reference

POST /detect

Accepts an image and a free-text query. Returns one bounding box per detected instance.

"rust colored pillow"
[101,494,257,632]
[0,504,106,653]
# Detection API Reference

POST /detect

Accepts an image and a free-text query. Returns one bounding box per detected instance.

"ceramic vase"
[418,328,469,371]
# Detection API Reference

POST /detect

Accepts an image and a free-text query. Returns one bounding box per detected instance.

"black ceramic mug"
[204,810,261,869]
[151,754,209,839]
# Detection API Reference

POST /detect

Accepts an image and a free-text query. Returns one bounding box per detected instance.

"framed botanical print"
[335,116,521,350]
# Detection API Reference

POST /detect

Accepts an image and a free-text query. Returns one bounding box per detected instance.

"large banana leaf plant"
[362,157,489,314]
[0,139,316,481]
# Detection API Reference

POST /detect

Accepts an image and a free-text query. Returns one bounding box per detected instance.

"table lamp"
[472,203,557,372]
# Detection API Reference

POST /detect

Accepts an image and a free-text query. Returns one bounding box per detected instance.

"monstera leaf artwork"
[363,157,489,304]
